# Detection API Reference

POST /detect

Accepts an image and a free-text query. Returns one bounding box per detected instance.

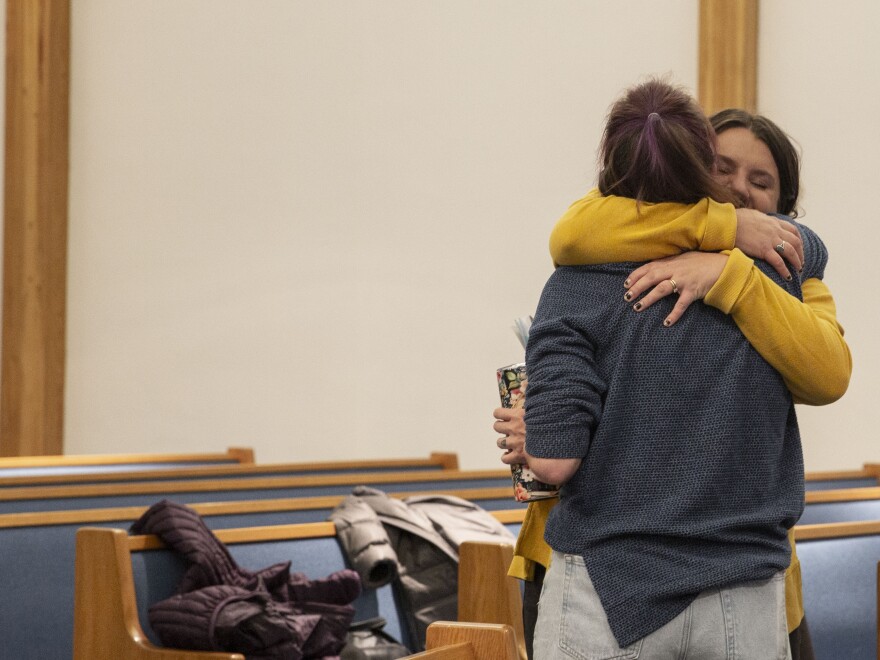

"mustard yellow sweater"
[512,189,852,633]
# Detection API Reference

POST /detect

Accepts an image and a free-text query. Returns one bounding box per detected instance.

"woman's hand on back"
[734,208,803,279]
[624,252,728,327]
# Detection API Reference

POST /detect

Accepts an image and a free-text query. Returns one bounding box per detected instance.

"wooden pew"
[0,446,254,478]
[0,451,459,488]
[421,623,520,660]
[73,517,524,660]
[801,487,880,525]
[0,488,525,659]
[805,467,880,491]
[0,468,513,514]
[0,485,517,529]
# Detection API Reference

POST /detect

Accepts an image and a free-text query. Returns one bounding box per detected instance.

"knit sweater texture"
[525,256,807,646]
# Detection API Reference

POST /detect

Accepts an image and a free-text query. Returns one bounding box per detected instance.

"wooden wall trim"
[698,0,758,115]
[1,0,70,456]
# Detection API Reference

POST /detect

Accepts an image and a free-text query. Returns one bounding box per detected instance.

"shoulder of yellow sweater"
[550,190,736,266]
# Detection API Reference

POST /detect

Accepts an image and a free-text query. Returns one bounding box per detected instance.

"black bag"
[340,617,411,660]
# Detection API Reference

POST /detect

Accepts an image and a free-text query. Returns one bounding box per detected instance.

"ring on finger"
[669,279,679,295]
[775,241,786,254]
[497,437,507,450]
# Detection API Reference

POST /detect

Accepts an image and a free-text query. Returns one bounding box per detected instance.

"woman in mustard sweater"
[495,109,849,660]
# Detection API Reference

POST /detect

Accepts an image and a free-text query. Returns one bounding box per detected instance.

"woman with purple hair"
[517,79,840,659]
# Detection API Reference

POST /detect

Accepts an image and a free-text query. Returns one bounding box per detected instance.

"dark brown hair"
[598,79,736,206]
[710,109,800,217]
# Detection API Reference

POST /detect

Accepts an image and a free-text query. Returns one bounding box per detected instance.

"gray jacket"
[330,486,514,651]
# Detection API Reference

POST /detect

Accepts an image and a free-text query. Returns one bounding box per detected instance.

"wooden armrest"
[420,622,518,659]
[74,527,242,659]
[457,541,526,659]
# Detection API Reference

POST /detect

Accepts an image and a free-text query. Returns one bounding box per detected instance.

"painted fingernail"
[624,279,631,287]
[633,302,642,311]
[663,318,672,327]
[624,292,632,301]
[786,275,792,282]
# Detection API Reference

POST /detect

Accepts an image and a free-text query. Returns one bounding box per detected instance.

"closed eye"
[715,156,736,176]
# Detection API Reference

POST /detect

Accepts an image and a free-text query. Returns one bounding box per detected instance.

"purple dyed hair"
[598,79,736,206]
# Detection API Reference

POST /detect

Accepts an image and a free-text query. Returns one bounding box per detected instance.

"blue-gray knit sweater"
[525,222,824,646]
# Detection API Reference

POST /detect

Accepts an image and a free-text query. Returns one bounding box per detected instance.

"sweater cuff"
[704,249,754,314]
[699,200,737,252]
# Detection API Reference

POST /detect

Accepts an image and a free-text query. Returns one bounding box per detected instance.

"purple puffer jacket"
[131,500,362,660]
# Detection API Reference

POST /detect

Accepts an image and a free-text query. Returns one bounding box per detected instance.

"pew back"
[74,519,523,659]
[0,451,459,488]
[0,447,254,478]
[794,521,880,660]
[805,468,879,491]
[0,469,513,514]
[801,487,880,526]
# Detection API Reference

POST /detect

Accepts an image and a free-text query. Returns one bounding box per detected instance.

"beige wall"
[65,1,699,468]
[62,1,874,470]
[757,1,880,470]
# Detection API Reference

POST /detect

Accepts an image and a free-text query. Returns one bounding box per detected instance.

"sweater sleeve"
[524,273,606,460]
[548,188,737,266]
[704,250,851,405]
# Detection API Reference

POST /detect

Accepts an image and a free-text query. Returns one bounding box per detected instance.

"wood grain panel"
[2,0,70,456]
[698,0,758,114]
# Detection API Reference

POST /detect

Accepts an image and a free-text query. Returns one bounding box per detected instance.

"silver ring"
[775,241,786,254]
[669,279,679,294]
[497,437,507,450]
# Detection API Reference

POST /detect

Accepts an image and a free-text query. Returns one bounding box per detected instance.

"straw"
[511,315,533,350]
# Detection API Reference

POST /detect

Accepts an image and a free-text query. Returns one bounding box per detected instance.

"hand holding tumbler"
[497,362,559,502]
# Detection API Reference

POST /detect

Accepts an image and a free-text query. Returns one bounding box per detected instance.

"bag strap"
[347,616,388,632]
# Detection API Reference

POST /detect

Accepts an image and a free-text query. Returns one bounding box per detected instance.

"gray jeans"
[534,551,791,660]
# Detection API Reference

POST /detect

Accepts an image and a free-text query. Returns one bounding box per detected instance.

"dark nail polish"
[624,292,632,301]
[663,319,671,327]
[633,302,642,311]
[624,279,631,287]
[786,275,792,282]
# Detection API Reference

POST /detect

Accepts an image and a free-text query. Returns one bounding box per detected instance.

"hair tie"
[648,112,661,122]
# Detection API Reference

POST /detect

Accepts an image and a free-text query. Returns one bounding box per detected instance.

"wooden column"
[1,0,70,456]
[698,0,758,115]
